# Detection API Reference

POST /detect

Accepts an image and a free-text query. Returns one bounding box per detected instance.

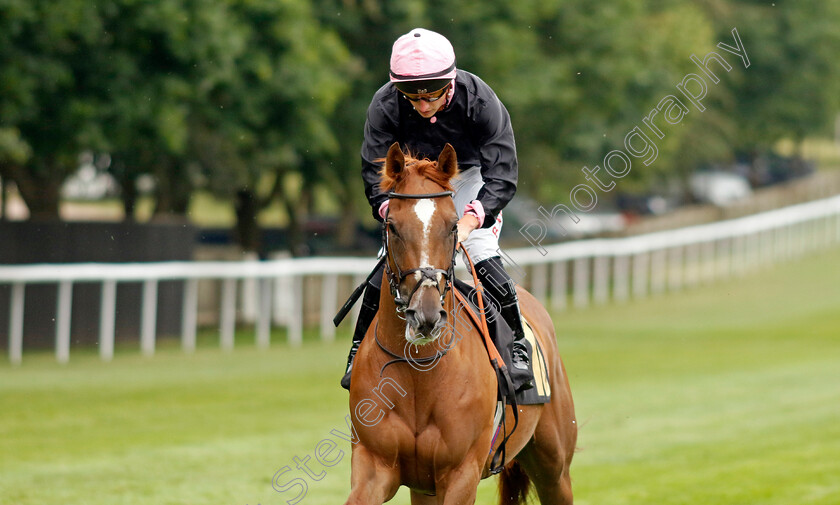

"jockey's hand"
[456,214,481,244]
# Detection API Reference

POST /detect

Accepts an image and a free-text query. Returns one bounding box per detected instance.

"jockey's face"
[402,84,450,119]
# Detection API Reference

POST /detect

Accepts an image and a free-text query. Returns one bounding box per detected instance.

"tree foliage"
[722,0,840,151]
[0,0,107,217]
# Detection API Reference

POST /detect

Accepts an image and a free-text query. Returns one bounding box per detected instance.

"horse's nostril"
[405,309,418,327]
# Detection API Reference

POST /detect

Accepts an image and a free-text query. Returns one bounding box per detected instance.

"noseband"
[383,190,458,314]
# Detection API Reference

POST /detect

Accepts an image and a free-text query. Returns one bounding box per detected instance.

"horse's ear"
[384,142,406,178]
[437,143,458,180]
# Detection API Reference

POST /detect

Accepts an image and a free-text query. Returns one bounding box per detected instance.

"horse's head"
[380,142,460,345]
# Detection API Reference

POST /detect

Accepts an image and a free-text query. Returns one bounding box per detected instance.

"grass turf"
[2,249,839,505]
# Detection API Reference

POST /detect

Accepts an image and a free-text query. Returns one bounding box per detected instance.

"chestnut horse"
[345,143,576,505]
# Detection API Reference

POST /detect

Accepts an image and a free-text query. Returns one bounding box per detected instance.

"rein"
[453,246,520,475]
[373,321,448,375]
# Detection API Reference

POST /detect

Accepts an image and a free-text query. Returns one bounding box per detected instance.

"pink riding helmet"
[390,28,457,95]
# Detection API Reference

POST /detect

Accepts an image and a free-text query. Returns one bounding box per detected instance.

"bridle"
[382,190,459,315]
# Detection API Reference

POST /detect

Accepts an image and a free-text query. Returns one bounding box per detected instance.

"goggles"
[400,84,450,103]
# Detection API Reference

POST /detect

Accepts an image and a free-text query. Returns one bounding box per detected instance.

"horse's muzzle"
[405,291,447,343]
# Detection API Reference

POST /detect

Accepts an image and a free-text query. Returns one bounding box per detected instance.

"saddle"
[451,279,551,406]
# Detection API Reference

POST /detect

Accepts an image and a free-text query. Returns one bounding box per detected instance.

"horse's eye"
[387,221,399,236]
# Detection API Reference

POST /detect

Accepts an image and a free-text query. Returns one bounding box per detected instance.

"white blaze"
[414,199,436,270]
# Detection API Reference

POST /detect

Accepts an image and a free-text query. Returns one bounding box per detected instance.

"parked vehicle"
[689,171,752,206]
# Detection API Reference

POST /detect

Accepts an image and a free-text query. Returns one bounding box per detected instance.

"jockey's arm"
[361,88,398,223]
[472,88,518,230]
[456,213,481,244]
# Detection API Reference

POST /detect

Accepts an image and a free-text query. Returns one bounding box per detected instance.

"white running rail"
[3,194,840,364]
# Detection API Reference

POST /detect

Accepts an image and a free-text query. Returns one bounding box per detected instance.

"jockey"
[341,28,534,392]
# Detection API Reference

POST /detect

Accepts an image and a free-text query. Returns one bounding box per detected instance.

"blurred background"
[1,1,839,505]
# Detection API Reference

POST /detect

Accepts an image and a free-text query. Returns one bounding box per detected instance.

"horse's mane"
[377,152,454,193]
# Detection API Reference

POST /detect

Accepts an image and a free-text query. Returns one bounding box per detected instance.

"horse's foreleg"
[344,445,400,505]
[409,490,437,505]
[437,456,484,505]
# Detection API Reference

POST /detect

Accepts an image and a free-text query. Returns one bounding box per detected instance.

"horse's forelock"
[378,153,454,193]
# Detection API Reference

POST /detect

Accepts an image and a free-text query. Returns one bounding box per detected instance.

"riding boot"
[340,266,383,390]
[474,256,535,392]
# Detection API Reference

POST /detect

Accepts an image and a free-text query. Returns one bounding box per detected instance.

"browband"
[387,191,454,200]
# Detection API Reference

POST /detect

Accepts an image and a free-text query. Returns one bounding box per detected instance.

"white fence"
[3,194,840,364]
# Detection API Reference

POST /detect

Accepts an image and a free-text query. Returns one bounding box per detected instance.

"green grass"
[2,249,840,505]
[59,182,345,227]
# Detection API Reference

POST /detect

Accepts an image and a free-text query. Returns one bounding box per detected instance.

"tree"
[0,0,233,220]
[190,0,357,255]
[0,0,356,254]
[719,0,840,154]
[0,0,110,218]
[97,0,252,220]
